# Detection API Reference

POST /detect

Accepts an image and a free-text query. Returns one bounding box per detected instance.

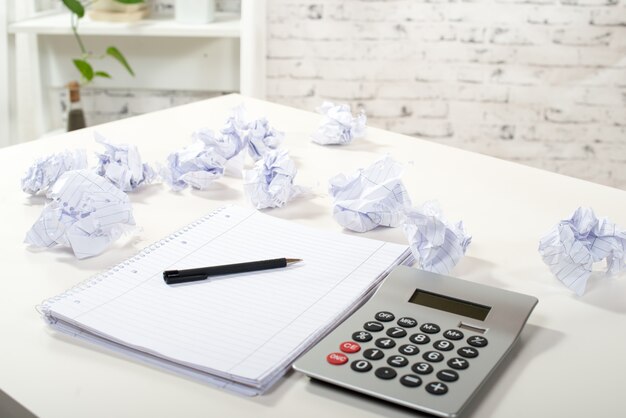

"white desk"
[1,94,625,418]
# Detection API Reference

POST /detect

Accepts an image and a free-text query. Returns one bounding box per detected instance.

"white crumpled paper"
[161,139,227,191]
[403,201,472,275]
[21,149,87,195]
[328,155,411,232]
[192,126,246,177]
[538,207,626,295]
[243,148,304,209]
[25,170,136,259]
[246,117,284,161]
[95,132,156,192]
[311,101,367,145]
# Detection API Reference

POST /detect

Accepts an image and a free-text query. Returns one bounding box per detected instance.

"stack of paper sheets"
[41,206,412,395]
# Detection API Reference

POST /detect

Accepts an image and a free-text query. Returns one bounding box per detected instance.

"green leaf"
[94,71,112,79]
[113,0,144,3]
[62,0,85,18]
[73,59,94,81]
[106,46,135,76]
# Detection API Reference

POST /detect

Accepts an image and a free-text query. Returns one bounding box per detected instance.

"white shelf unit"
[8,12,242,37]
[1,0,266,147]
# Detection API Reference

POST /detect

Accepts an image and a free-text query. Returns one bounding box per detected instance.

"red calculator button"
[327,352,348,365]
[340,341,361,353]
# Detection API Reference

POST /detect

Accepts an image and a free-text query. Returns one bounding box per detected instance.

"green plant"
[61,0,143,84]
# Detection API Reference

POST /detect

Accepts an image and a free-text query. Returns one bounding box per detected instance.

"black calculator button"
[420,323,440,334]
[409,333,431,345]
[387,355,408,367]
[363,321,384,332]
[351,360,372,372]
[400,374,422,387]
[352,331,372,342]
[426,382,448,395]
[375,311,395,322]
[433,340,454,351]
[448,357,469,370]
[397,317,417,328]
[443,329,464,340]
[386,327,407,338]
[411,362,433,375]
[363,348,385,360]
[398,344,420,356]
[467,335,488,347]
[458,347,479,358]
[437,370,459,382]
[375,338,396,349]
[375,367,397,380]
[423,351,444,362]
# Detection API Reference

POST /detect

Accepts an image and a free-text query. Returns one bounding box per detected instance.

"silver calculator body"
[293,266,538,417]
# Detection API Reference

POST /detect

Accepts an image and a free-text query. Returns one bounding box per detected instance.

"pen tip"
[285,258,303,264]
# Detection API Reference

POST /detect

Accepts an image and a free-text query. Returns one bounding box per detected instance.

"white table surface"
[2,94,625,418]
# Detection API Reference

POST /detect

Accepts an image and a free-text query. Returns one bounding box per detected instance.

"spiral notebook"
[40,205,412,395]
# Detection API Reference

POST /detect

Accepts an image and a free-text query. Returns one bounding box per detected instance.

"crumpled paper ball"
[161,140,226,191]
[24,170,136,259]
[21,149,87,195]
[311,101,367,145]
[538,207,626,295]
[95,132,156,192]
[243,148,304,209]
[328,155,411,232]
[403,201,472,275]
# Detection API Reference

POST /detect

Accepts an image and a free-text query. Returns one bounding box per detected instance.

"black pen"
[163,258,303,285]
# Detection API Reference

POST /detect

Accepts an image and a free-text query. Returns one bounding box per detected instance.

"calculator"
[293,266,538,417]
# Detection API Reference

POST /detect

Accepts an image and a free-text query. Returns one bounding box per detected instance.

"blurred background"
[2,0,625,189]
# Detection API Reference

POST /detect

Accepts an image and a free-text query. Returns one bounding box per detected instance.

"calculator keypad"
[325,311,489,397]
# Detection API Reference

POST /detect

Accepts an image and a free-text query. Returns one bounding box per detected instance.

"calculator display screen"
[408,289,491,321]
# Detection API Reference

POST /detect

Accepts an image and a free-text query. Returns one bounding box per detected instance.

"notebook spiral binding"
[37,206,229,320]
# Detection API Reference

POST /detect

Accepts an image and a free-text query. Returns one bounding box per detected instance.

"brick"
[526,6,590,25]
[317,60,415,80]
[553,28,612,46]
[444,84,510,103]
[577,48,626,67]
[591,9,626,26]
[267,59,320,79]
[450,102,542,123]
[517,122,589,142]
[543,105,607,123]
[356,100,448,119]
[515,45,579,66]
[267,39,308,59]
[560,0,618,6]
[316,81,378,100]
[326,2,443,23]
[606,107,626,125]
[419,24,458,42]
[458,27,488,43]
[490,66,545,85]
[577,87,626,106]
[384,119,454,138]
[495,0,555,4]
[467,46,518,64]
[266,79,316,97]
[377,82,444,100]
[508,86,581,105]
[447,4,540,23]
[490,26,551,46]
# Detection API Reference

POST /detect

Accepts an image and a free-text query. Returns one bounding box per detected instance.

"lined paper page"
[46,206,409,386]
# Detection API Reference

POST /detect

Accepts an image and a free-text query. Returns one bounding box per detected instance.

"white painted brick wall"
[266,0,626,190]
[57,0,625,189]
